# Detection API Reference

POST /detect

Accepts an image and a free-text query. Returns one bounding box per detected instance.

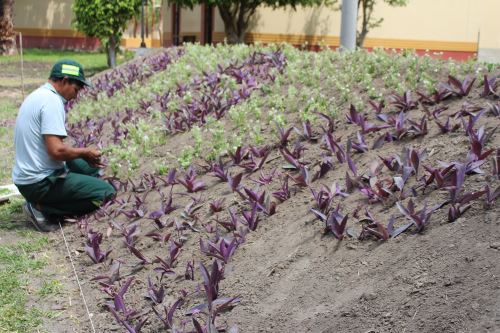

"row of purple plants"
[72,60,498,332]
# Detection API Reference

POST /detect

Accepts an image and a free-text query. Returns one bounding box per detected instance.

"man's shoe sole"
[22,203,59,232]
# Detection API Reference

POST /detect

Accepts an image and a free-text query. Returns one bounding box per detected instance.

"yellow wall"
[239,0,498,51]
[14,0,74,30]
[11,0,500,59]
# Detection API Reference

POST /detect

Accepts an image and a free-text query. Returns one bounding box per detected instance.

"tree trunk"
[217,4,247,44]
[0,0,17,55]
[356,0,375,47]
[107,35,118,68]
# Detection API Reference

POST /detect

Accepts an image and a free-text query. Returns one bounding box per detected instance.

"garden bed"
[11,44,500,332]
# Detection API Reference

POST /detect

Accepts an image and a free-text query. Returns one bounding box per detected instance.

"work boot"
[22,202,60,232]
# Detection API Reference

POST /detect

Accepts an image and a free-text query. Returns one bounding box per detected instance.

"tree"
[0,0,16,55]
[73,0,141,68]
[170,0,330,44]
[356,0,408,47]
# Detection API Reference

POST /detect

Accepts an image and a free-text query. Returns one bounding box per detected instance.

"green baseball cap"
[49,59,92,87]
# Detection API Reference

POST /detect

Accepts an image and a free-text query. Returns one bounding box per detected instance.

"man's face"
[60,77,83,101]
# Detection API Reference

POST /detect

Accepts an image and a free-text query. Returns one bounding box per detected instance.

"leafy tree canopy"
[73,0,141,67]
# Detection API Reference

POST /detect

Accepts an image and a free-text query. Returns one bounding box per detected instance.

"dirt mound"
[39,48,499,333]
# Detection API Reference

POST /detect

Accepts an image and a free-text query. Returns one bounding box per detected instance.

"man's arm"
[44,135,103,167]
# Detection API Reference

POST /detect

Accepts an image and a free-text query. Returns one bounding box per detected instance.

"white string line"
[59,222,97,333]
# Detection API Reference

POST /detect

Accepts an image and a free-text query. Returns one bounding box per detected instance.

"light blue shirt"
[12,83,68,185]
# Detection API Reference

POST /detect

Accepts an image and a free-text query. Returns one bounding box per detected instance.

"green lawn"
[0,101,17,185]
[0,198,51,332]
[0,48,133,76]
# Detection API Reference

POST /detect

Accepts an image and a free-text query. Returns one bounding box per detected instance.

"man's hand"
[44,135,105,168]
[83,148,105,168]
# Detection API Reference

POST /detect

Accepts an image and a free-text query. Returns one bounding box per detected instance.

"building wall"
[12,0,100,49]
[11,0,500,62]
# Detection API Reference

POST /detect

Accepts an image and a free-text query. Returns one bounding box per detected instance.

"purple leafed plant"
[310,204,348,240]
[417,85,453,105]
[153,240,182,278]
[107,277,149,333]
[199,261,223,312]
[486,102,500,117]
[178,166,207,193]
[346,104,365,124]
[229,146,249,166]
[360,179,394,204]
[435,116,460,134]
[358,210,407,241]
[239,149,270,173]
[408,115,428,137]
[466,125,495,162]
[446,75,476,97]
[200,237,238,264]
[92,259,122,284]
[493,148,500,179]
[294,120,318,141]
[346,104,390,134]
[85,231,112,264]
[313,155,333,181]
[483,184,500,209]
[256,196,277,216]
[368,99,385,114]
[241,203,261,231]
[323,132,346,163]
[242,187,266,205]
[122,223,139,247]
[280,147,303,170]
[480,74,498,98]
[211,161,229,182]
[185,260,195,280]
[389,91,417,112]
[126,243,150,265]
[146,277,165,304]
[448,189,486,222]
[119,194,148,220]
[153,297,184,330]
[315,111,335,133]
[148,192,178,228]
[228,172,244,193]
[189,297,241,330]
[215,209,242,232]
[272,175,291,202]
[445,164,486,222]
[276,124,294,147]
[393,111,408,140]
[350,131,368,153]
[145,231,171,243]
[209,198,225,213]
[251,168,277,186]
[309,186,333,214]
[291,165,311,187]
[396,199,442,233]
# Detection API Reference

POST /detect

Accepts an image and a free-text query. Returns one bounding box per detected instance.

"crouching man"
[12,59,116,232]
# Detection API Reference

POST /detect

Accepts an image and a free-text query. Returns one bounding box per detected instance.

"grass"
[0,101,16,185]
[0,48,134,76]
[37,279,62,297]
[0,198,25,230]
[0,235,49,332]
[0,99,18,122]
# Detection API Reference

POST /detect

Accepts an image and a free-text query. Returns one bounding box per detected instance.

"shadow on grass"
[0,197,31,231]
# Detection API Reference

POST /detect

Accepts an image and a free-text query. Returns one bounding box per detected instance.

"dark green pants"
[16,159,116,217]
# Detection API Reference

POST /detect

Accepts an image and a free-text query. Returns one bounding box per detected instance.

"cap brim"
[78,78,93,88]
